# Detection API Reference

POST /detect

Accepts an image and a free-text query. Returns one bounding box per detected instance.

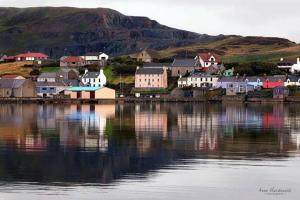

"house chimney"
[84,69,88,74]
[297,57,300,63]
[236,73,239,79]
[280,58,284,61]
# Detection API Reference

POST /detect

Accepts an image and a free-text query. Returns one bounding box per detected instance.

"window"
[178,70,180,75]
[42,88,47,91]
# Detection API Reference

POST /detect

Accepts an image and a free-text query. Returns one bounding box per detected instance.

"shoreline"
[0,96,299,104]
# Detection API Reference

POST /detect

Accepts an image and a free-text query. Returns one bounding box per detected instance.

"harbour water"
[0,103,299,200]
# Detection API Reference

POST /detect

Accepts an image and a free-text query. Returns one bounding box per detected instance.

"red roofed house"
[15,52,48,61]
[60,56,87,68]
[262,76,285,89]
[0,75,25,80]
[196,52,221,70]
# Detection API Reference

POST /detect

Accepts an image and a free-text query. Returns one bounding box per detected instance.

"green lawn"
[41,66,60,73]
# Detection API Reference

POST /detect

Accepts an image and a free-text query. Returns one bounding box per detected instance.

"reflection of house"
[0,79,36,97]
[60,104,116,151]
[135,105,168,139]
[65,86,116,99]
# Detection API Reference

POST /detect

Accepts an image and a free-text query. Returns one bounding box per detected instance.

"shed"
[65,87,116,100]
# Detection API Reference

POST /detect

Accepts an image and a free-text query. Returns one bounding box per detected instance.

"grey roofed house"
[38,72,57,79]
[171,59,197,67]
[0,79,26,88]
[265,75,286,82]
[218,76,246,82]
[35,82,66,87]
[143,63,171,68]
[84,52,104,56]
[286,75,300,82]
[60,68,79,74]
[82,72,101,79]
[136,67,164,75]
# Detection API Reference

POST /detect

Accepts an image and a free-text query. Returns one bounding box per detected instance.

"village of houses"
[1,49,300,102]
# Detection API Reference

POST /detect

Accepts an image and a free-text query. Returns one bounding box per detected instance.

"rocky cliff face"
[0,7,224,57]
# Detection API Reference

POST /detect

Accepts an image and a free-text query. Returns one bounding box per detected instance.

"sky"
[1,0,300,43]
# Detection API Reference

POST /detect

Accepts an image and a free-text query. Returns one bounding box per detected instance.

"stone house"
[60,56,87,68]
[136,49,160,63]
[0,79,36,97]
[170,59,198,77]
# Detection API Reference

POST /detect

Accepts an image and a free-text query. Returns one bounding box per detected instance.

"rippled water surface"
[0,103,299,200]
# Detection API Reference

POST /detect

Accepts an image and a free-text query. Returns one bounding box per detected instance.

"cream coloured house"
[178,73,219,88]
[135,67,168,89]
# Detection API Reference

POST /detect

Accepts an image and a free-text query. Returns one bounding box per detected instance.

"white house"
[81,69,107,87]
[284,75,300,86]
[278,58,300,74]
[195,52,221,69]
[81,52,109,62]
[178,73,219,88]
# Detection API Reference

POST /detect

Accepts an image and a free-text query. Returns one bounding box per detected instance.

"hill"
[0,61,33,76]
[0,7,224,58]
[159,36,299,63]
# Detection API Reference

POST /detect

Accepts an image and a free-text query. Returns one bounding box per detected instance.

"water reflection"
[0,103,300,185]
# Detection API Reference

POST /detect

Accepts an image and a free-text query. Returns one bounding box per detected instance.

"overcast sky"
[1,0,300,43]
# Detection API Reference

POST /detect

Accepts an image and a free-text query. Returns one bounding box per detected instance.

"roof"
[218,76,246,82]
[287,75,300,82]
[36,82,66,87]
[38,73,57,79]
[82,72,101,79]
[15,52,48,58]
[62,56,85,62]
[278,59,296,66]
[265,75,286,82]
[61,80,80,87]
[198,52,221,63]
[172,59,197,67]
[84,52,105,56]
[190,72,218,78]
[244,76,264,82]
[138,49,160,58]
[0,79,26,88]
[0,75,24,79]
[143,63,171,68]
[65,86,102,91]
[136,67,164,75]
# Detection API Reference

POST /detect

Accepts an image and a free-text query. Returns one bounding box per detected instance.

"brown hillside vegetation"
[159,36,299,63]
[0,61,33,77]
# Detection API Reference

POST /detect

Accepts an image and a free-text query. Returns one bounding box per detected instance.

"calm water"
[0,103,299,200]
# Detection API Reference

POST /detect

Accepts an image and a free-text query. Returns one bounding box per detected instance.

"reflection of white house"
[61,105,115,151]
[278,58,300,73]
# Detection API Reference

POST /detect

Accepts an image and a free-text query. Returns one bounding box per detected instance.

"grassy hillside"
[0,61,33,76]
[159,36,299,63]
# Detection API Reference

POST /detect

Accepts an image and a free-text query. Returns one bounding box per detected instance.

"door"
[77,92,81,99]
[90,91,95,99]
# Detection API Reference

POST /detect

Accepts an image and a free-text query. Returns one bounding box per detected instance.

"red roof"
[62,56,85,62]
[198,52,221,63]
[1,75,21,79]
[15,52,48,58]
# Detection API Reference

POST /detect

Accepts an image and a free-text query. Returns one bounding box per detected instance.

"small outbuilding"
[64,87,116,100]
[273,86,289,99]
